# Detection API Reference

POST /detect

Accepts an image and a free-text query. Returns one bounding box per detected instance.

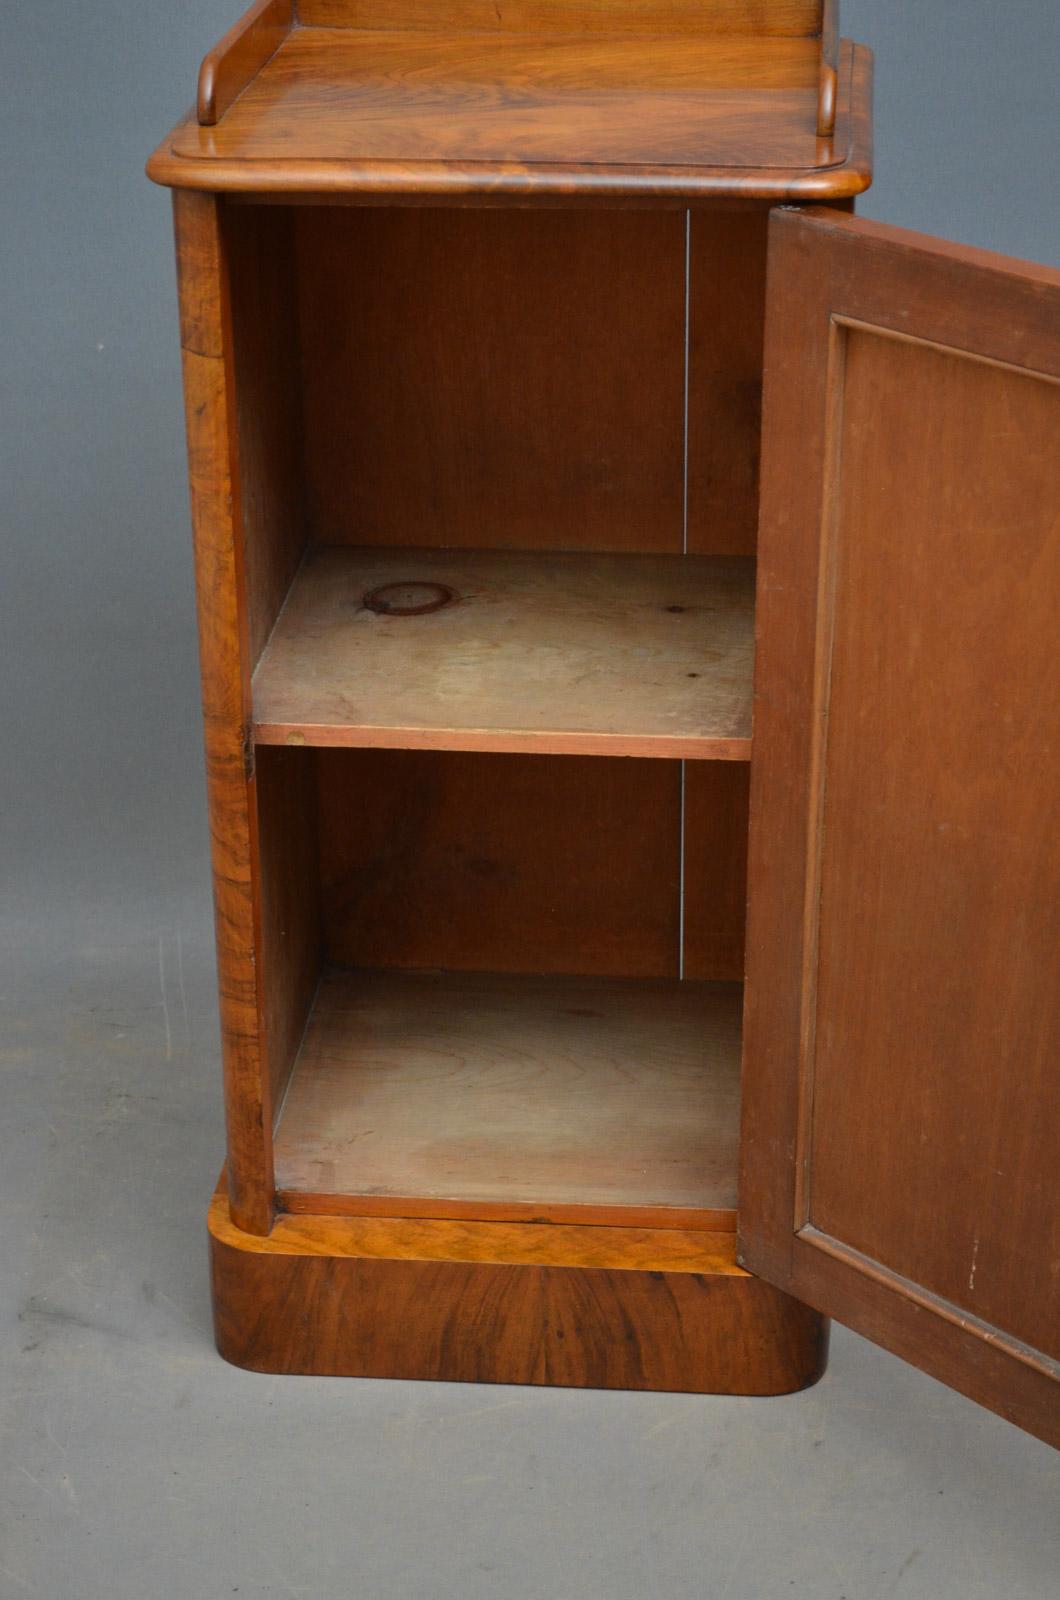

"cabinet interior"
[228,201,768,1228]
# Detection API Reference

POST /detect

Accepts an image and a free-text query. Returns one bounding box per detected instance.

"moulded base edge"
[208,1184,827,1393]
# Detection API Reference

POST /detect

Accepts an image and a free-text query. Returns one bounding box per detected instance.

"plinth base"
[208,1185,826,1393]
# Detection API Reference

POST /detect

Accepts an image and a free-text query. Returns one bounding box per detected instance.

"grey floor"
[3,2,1059,1595]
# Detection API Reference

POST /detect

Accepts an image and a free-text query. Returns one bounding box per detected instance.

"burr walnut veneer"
[149,1,1059,1447]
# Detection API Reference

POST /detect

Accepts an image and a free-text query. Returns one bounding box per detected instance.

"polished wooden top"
[148,15,872,202]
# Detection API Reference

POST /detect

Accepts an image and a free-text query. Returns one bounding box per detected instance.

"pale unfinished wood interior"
[273,968,742,1224]
[252,546,754,758]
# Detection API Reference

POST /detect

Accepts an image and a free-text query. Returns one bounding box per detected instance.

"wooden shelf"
[273,968,743,1228]
[253,546,754,759]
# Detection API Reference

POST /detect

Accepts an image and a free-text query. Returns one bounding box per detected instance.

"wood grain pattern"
[173,192,274,1235]
[254,747,321,1115]
[277,1191,726,1231]
[810,328,1060,1359]
[687,209,769,556]
[198,0,293,126]
[148,35,874,204]
[299,0,824,34]
[180,30,821,167]
[740,206,1060,1447]
[296,207,684,554]
[252,547,754,758]
[682,763,750,981]
[272,968,742,1221]
[316,750,683,978]
[816,0,838,135]
[224,205,307,666]
[222,1201,745,1270]
[209,1186,828,1390]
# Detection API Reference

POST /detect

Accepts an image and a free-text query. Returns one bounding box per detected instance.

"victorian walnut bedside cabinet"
[148,1,1059,1447]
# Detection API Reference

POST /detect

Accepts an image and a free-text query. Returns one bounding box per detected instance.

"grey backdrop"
[2,5,1058,1598]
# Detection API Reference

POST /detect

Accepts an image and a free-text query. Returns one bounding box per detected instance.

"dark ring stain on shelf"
[364,581,458,617]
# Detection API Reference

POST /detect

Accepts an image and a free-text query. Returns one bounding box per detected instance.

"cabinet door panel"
[740,208,1060,1446]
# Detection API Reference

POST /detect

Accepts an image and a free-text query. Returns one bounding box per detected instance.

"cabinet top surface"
[147,21,873,202]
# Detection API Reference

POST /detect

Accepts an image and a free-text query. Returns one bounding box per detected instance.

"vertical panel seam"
[678,211,691,981]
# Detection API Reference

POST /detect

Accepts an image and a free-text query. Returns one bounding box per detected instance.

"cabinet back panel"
[315,750,747,980]
[297,208,685,553]
[687,210,768,557]
[316,750,681,976]
[296,207,766,556]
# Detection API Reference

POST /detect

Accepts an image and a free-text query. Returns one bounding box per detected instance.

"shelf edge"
[252,723,752,760]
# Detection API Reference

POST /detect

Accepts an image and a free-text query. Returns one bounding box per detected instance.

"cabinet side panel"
[296,209,685,554]
[224,205,319,1122]
[687,209,769,556]
[256,747,322,1117]
[683,762,749,981]
[174,192,274,1234]
[316,750,682,978]
[225,205,308,666]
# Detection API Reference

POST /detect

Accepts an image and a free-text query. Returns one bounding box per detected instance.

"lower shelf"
[273,968,743,1229]
[209,1188,828,1393]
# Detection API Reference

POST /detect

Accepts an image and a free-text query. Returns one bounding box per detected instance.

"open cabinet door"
[740,208,1059,1447]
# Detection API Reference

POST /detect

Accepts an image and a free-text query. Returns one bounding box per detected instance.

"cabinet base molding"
[208,1185,827,1392]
